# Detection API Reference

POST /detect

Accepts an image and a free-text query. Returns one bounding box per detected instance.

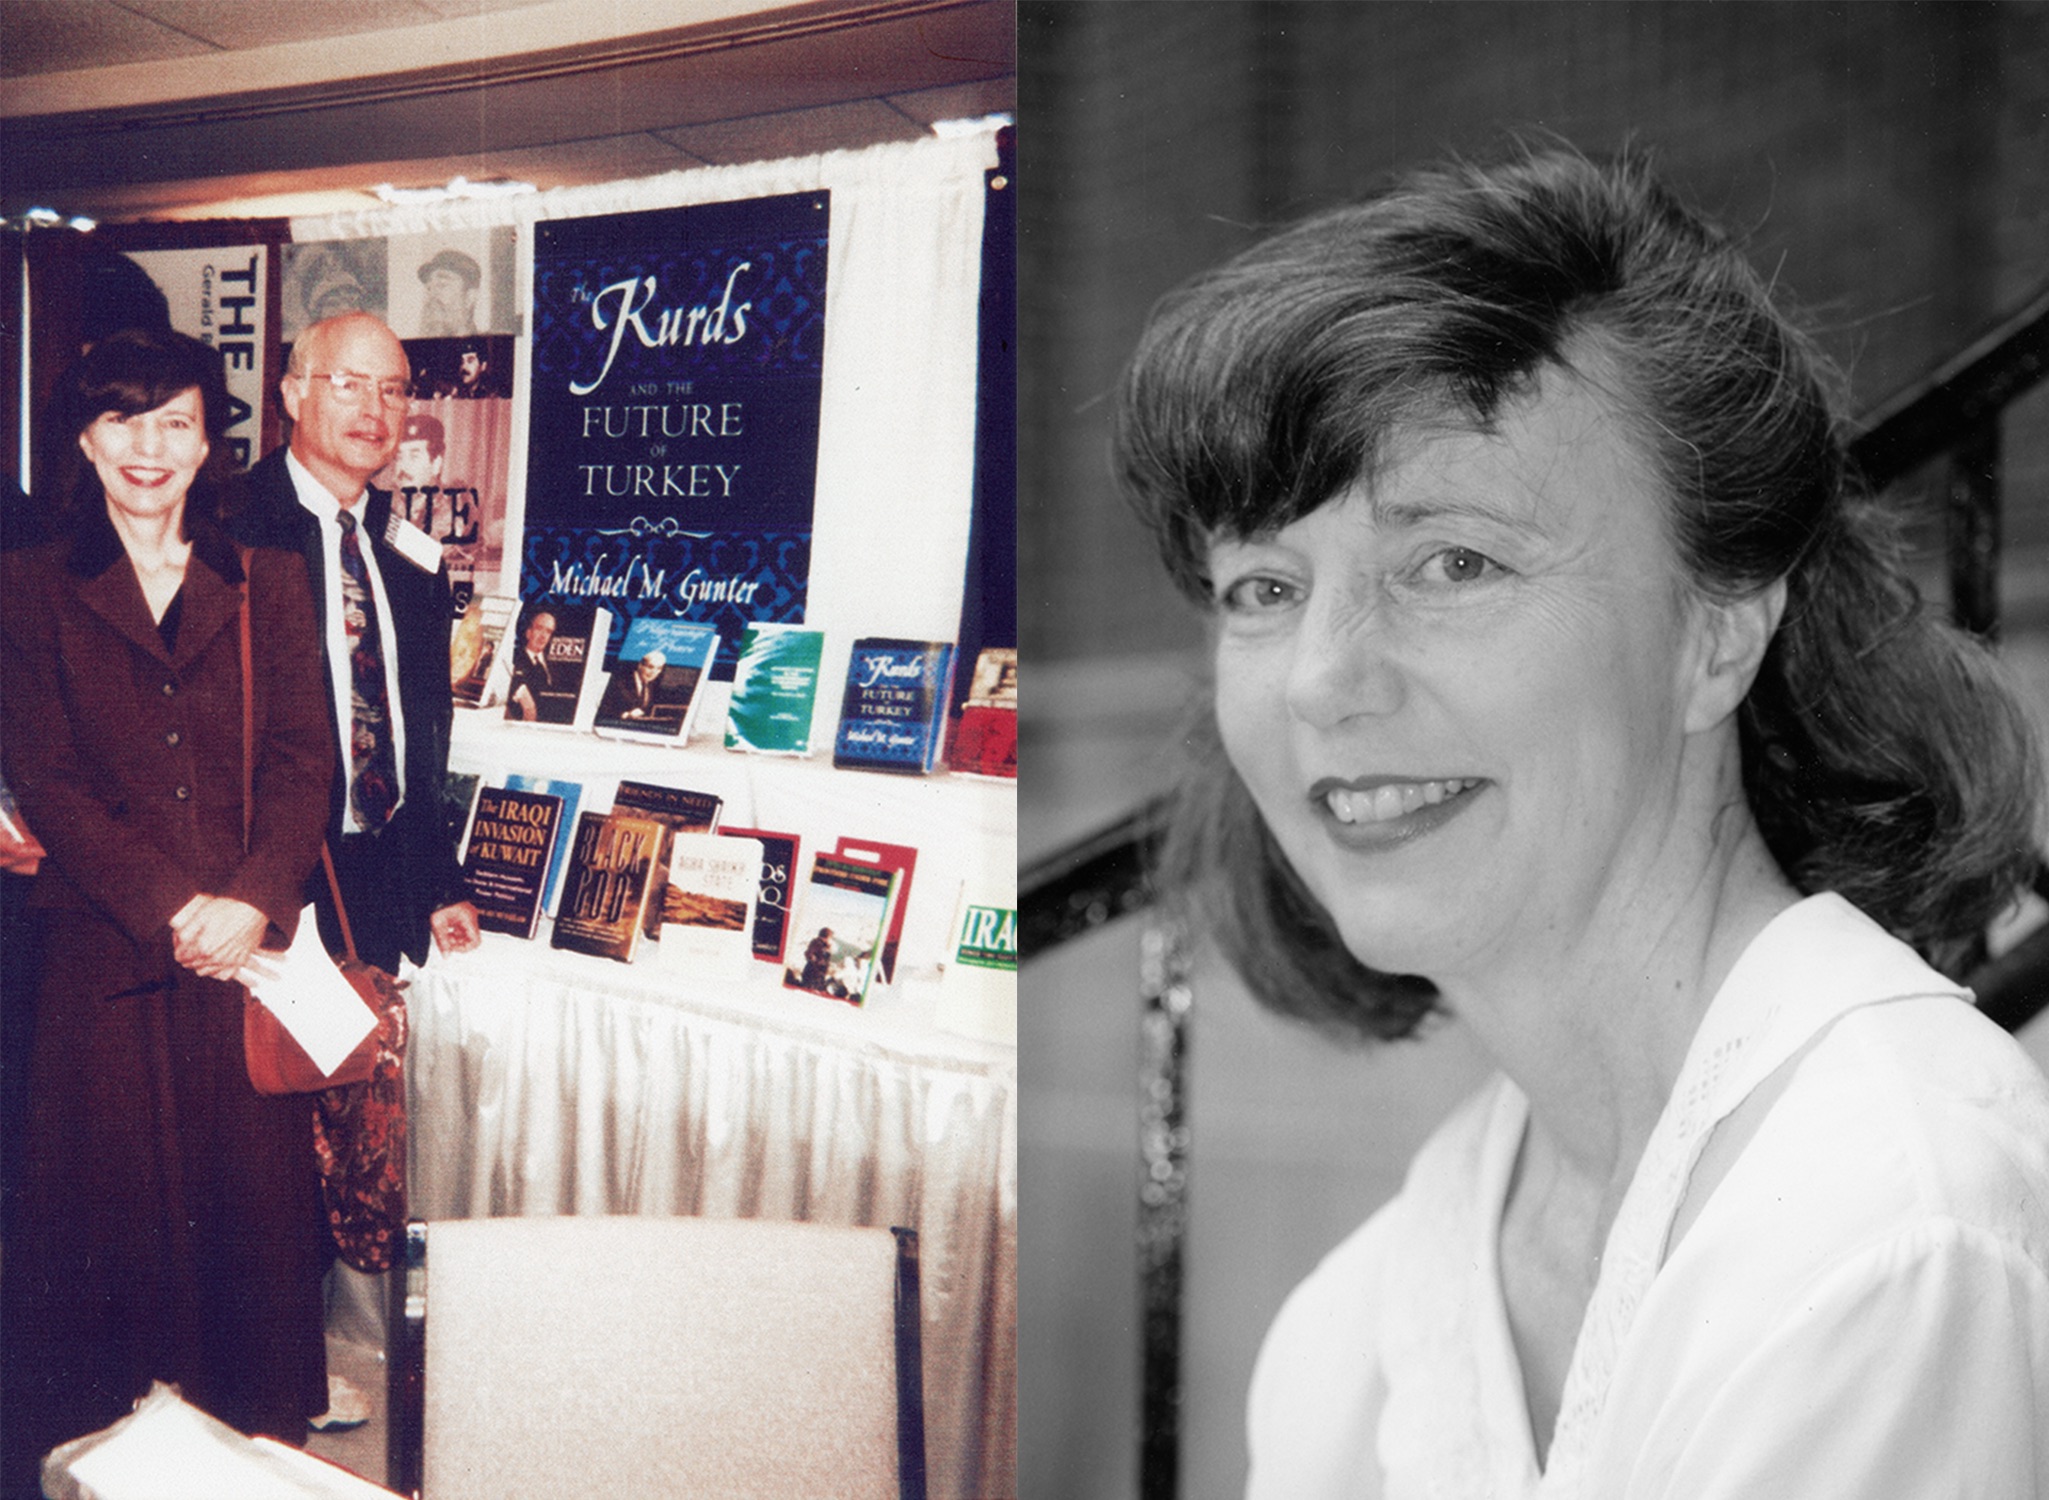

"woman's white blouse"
[1245,893,2049,1499]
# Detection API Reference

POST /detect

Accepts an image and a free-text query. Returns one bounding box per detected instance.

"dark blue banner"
[525,192,829,675]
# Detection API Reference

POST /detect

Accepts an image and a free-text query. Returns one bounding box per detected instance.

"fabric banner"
[123,247,268,471]
[524,192,830,676]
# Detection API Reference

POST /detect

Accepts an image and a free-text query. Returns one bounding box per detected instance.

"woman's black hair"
[43,326,239,530]
[1117,145,2040,1040]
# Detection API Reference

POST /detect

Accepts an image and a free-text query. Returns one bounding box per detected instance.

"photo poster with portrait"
[369,337,517,606]
[525,191,830,680]
[280,228,518,341]
[121,246,270,471]
[273,322,516,608]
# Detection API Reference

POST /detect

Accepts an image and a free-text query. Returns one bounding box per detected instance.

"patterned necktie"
[337,510,398,830]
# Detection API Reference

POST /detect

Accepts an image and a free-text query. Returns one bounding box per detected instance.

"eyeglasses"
[304,371,412,408]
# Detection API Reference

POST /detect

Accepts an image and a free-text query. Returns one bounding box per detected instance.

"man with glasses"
[234,312,481,976]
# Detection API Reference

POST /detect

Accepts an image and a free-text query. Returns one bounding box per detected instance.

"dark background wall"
[1022,0,2049,677]
[1016,7,2049,1498]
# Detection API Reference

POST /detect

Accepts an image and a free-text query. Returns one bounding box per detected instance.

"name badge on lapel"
[383,513,444,574]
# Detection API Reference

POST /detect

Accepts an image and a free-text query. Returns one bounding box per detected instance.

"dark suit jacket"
[506,648,556,720]
[596,665,657,722]
[231,446,464,966]
[0,508,333,945]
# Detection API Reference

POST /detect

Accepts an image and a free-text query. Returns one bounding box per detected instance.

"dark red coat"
[0,509,336,1489]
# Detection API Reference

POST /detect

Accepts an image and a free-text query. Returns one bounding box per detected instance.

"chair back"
[389,1215,925,1500]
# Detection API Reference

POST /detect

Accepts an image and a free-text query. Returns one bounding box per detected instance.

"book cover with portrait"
[593,618,721,743]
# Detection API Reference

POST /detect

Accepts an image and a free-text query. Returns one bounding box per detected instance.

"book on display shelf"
[945,646,1017,780]
[460,786,565,939]
[610,779,725,939]
[593,617,721,743]
[832,637,956,775]
[655,832,762,979]
[502,775,583,916]
[723,622,825,756]
[549,811,666,964]
[720,826,800,965]
[936,885,1018,1046]
[450,593,519,709]
[502,600,612,728]
[440,770,483,867]
[832,836,919,983]
[782,855,900,1005]
[610,779,723,833]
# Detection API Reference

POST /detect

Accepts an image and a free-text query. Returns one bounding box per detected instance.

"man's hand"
[429,900,482,954]
[169,895,269,980]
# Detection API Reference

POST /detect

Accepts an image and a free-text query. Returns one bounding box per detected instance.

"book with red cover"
[832,835,918,984]
[945,646,1017,779]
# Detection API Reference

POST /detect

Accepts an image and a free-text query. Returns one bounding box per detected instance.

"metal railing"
[1019,275,2049,1500]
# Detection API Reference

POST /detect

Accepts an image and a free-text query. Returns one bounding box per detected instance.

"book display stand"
[351,131,1018,1500]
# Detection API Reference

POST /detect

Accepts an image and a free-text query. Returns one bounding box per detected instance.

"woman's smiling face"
[1209,364,1723,985]
[78,386,209,525]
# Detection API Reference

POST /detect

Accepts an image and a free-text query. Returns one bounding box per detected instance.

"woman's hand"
[169,895,269,981]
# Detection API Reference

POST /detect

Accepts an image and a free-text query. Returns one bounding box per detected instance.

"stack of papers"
[46,1383,400,1500]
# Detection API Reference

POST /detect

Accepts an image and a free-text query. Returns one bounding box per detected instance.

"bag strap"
[238,558,253,856]
[321,843,360,964]
[239,546,360,965]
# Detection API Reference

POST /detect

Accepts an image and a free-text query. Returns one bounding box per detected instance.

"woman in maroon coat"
[0,329,335,1495]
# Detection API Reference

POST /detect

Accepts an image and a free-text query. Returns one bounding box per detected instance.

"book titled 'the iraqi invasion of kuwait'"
[833,637,955,775]
[549,811,666,963]
[460,786,565,939]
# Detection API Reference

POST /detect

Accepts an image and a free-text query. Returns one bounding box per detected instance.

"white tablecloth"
[406,936,1017,1500]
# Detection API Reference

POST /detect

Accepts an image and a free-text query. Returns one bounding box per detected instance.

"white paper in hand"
[239,905,376,1077]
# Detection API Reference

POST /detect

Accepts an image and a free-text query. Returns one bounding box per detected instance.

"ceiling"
[0,0,1015,223]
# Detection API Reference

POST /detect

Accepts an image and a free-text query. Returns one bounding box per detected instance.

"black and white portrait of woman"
[1018,6,2049,1497]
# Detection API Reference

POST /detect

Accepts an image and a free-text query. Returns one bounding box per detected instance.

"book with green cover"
[723,623,825,756]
